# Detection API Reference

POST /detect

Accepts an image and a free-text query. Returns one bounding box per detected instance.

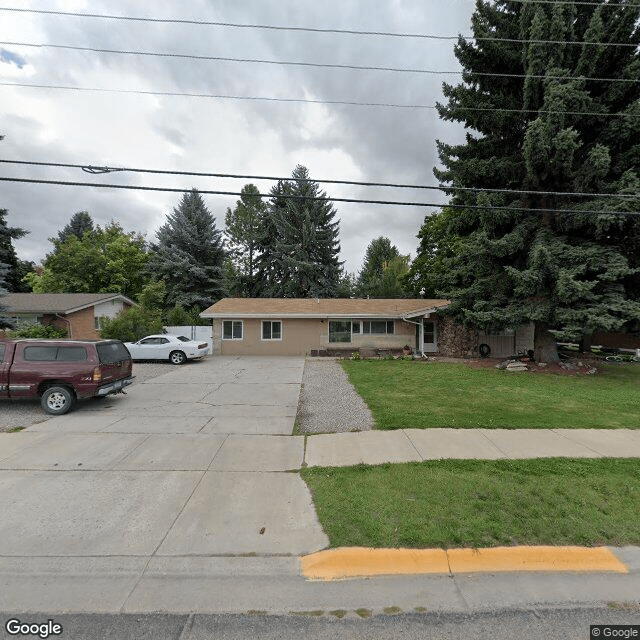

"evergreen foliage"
[55,211,94,244]
[0,209,28,293]
[224,184,266,297]
[146,189,226,309]
[410,0,640,360]
[357,236,410,298]
[257,165,343,297]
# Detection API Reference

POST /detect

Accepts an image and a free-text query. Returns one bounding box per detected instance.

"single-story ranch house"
[201,298,539,358]
[1,293,135,340]
[201,298,464,357]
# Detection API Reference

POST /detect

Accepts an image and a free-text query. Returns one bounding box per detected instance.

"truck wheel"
[41,386,75,415]
[169,350,187,365]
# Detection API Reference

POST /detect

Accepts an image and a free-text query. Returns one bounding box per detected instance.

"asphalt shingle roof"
[2,293,132,314]
[201,298,450,318]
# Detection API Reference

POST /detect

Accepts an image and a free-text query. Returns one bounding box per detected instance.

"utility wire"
[0,7,638,46]
[1,158,638,200]
[1,176,639,216]
[2,81,638,117]
[3,40,638,84]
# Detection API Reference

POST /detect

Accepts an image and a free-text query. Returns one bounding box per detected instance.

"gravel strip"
[0,362,175,432]
[296,358,374,433]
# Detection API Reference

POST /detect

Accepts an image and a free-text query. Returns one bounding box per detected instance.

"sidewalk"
[304,427,640,467]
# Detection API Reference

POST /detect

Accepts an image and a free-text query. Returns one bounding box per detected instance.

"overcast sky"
[0,0,473,276]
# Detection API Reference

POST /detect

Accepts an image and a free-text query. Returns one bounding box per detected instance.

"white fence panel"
[164,325,214,354]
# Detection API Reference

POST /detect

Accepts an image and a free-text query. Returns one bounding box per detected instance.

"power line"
[3,40,638,84]
[2,158,639,200]
[2,81,638,117]
[0,7,638,46]
[1,176,639,216]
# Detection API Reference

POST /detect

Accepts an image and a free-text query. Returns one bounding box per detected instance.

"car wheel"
[169,350,187,365]
[41,386,75,415]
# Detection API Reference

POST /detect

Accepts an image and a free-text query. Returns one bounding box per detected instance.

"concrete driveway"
[0,356,328,612]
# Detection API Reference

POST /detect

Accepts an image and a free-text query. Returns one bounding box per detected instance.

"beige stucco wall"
[212,318,417,356]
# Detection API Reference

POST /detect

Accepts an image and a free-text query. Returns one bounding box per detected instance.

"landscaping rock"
[506,362,529,372]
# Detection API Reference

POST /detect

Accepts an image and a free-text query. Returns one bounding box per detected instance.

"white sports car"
[124,334,209,365]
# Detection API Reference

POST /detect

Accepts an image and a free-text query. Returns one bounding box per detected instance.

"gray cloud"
[1,0,471,274]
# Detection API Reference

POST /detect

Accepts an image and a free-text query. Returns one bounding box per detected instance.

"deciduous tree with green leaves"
[411,0,640,361]
[25,222,149,301]
[146,189,226,309]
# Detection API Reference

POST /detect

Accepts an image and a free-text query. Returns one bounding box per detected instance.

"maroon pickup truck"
[0,339,134,415]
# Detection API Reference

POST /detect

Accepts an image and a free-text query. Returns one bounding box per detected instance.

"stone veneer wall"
[437,315,479,358]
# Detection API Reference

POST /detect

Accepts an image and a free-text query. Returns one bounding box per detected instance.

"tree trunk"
[578,333,593,353]
[533,323,560,363]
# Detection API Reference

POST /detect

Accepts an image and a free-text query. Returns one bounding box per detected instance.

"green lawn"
[301,458,640,548]
[341,360,640,429]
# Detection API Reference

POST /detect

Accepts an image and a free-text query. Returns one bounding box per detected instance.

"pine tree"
[357,236,410,298]
[146,189,226,309]
[224,184,267,297]
[55,211,94,244]
[412,0,640,361]
[0,209,28,294]
[260,166,343,298]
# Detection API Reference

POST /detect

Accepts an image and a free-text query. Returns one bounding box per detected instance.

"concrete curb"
[301,546,629,581]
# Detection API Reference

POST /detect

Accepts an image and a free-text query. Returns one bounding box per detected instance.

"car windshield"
[177,336,190,342]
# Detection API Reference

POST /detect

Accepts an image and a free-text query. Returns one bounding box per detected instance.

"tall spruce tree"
[357,236,410,298]
[259,166,343,298]
[146,189,226,309]
[0,209,28,294]
[55,211,94,244]
[224,184,266,297]
[411,0,640,361]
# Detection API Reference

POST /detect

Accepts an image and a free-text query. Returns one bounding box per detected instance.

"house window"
[352,321,361,334]
[262,320,282,341]
[222,320,243,340]
[362,320,394,335]
[329,320,352,343]
[94,316,108,330]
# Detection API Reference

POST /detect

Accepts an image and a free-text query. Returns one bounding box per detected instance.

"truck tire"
[41,386,75,415]
[479,343,491,358]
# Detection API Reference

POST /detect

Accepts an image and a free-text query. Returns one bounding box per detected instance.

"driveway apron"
[0,356,328,610]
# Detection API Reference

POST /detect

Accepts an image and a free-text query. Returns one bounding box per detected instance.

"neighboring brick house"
[1,293,135,340]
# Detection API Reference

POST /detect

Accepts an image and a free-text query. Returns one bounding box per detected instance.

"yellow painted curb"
[301,546,628,581]
[301,547,449,580]
[447,546,628,574]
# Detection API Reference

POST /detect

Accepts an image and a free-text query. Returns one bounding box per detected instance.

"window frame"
[362,319,395,335]
[328,319,352,344]
[222,319,244,341]
[261,320,283,341]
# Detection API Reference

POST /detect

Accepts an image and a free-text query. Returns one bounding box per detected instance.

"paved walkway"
[304,427,640,467]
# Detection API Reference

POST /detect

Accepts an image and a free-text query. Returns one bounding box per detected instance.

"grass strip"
[301,458,640,548]
[341,360,640,429]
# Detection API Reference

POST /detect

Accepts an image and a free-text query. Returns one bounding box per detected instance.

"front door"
[422,320,437,353]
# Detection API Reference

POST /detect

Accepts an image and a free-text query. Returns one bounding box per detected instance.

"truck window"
[23,346,58,361]
[97,341,130,364]
[0,344,5,361]
[56,346,87,362]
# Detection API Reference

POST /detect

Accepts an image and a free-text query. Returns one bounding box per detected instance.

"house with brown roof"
[1,293,135,340]
[200,298,455,357]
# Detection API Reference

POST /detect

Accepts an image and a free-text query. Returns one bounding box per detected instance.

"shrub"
[8,323,68,339]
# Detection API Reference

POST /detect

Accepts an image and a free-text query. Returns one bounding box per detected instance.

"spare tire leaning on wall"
[479,343,491,358]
